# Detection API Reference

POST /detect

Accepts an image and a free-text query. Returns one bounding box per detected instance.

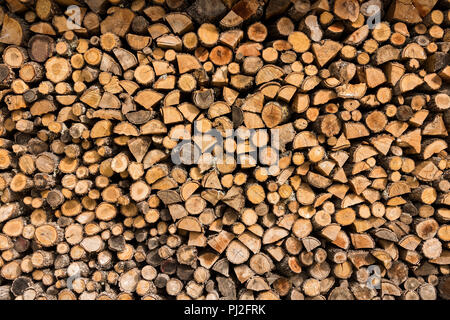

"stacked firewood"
[0,0,449,300]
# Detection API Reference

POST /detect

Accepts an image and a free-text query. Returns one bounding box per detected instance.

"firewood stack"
[0,0,448,301]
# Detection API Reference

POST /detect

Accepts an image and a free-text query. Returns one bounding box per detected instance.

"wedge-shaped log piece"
[134,89,164,110]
